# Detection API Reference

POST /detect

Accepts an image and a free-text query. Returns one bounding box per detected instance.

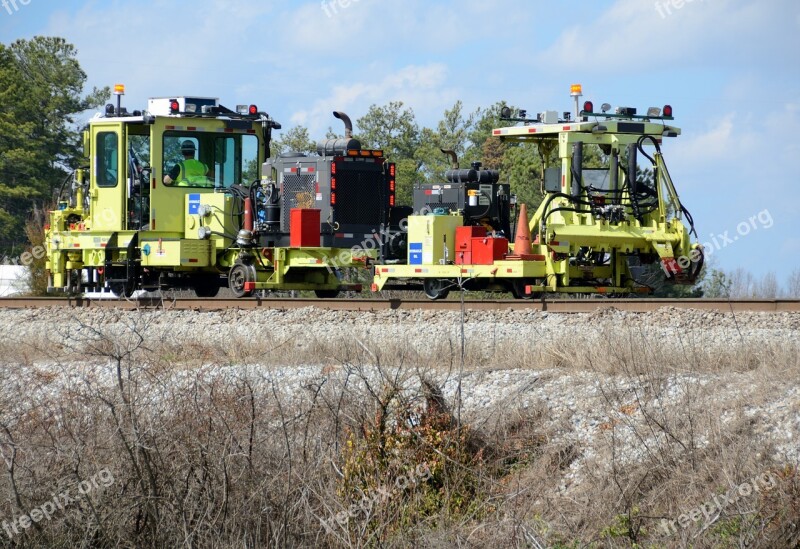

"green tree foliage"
[701,268,730,298]
[355,101,421,206]
[272,125,317,156]
[416,100,480,183]
[0,36,108,249]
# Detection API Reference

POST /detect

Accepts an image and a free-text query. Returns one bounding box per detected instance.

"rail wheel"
[314,289,340,299]
[511,279,542,300]
[193,274,221,298]
[229,264,256,298]
[109,280,135,298]
[423,278,450,301]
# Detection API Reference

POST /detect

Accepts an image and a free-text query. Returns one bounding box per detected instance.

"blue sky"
[2,0,798,282]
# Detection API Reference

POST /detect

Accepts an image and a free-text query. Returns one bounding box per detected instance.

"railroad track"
[0,297,798,312]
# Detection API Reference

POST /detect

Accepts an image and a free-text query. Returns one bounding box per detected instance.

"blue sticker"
[409,242,423,265]
[188,193,201,215]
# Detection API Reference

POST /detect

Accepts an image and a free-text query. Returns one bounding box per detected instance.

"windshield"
[163,131,259,188]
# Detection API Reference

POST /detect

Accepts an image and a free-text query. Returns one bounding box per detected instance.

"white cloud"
[43,0,279,110]
[289,63,455,134]
[537,0,799,72]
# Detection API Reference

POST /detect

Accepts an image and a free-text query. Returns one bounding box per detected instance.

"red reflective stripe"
[528,128,537,133]
[493,130,501,135]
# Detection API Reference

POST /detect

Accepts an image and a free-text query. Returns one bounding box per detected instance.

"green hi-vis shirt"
[171,159,212,186]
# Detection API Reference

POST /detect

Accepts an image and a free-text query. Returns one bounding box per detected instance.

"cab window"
[96,132,118,188]
[163,132,259,188]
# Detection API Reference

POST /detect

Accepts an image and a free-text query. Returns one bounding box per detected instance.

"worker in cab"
[163,140,212,187]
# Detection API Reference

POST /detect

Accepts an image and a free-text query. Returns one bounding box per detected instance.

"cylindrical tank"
[243,197,254,232]
[316,138,361,157]
[264,183,280,228]
[445,169,500,184]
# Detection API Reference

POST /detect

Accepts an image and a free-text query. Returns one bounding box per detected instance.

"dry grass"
[0,312,797,548]
[22,206,50,296]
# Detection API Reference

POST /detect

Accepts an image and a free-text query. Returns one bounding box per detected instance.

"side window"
[211,134,259,188]
[214,137,235,187]
[242,135,259,183]
[97,132,119,188]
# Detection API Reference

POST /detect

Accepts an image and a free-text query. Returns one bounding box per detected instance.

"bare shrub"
[0,310,797,548]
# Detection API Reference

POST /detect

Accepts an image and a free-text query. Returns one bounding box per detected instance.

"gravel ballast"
[1,306,798,490]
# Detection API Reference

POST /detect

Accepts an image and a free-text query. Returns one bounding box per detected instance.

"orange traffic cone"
[514,203,532,256]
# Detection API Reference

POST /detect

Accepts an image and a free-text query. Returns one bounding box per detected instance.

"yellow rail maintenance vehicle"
[46,86,377,298]
[372,85,703,299]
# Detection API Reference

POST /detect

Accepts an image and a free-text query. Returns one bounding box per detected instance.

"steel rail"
[0,297,798,312]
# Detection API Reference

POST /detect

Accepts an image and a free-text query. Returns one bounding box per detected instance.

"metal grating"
[281,174,316,230]
[335,168,384,226]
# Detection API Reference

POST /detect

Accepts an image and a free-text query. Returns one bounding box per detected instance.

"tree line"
[0,36,108,254]
[271,99,560,211]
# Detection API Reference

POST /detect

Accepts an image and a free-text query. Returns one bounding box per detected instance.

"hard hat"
[181,140,197,154]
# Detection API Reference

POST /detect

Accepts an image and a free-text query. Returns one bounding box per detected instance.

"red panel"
[455,227,486,265]
[454,227,482,264]
[290,209,321,247]
[471,237,508,265]
[455,226,486,250]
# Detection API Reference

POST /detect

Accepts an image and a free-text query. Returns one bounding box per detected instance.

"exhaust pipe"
[441,149,459,169]
[333,111,353,138]
[317,111,361,156]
